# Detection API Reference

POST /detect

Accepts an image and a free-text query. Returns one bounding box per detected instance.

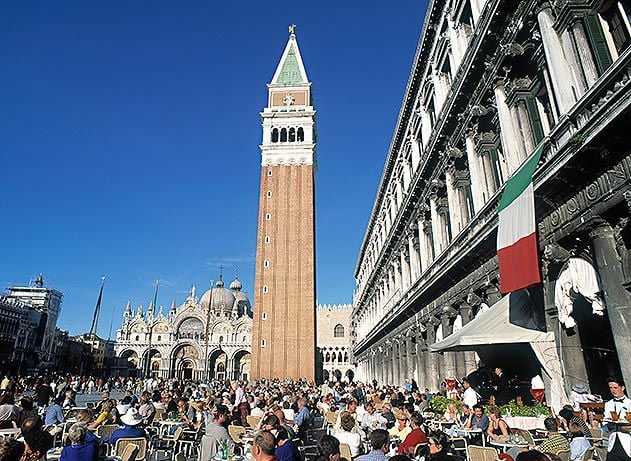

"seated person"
[335,413,363,458]
[356,429,389,461]
[486,405,510,443]
[536,418,569,455]
[22,420,54,461]
[558,406,591,438]
[60,424,98,461]
[389,409,411,441]
[0,437,25,461]
[275,427,301,461]
[108,408,146,447]
[88,400,115,430]
[397,413,427,456]
[315,435,341,461]
[568,422,591,461]
[468,404,489,431]
[428,431,458,461]
[74,409,101,446]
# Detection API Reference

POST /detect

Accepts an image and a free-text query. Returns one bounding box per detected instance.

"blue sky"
[0,1,427,336]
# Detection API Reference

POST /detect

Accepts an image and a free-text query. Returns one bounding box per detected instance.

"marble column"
[571,20,599,87]
[408,229,421,283]
[430,196,444,254]
[446,168,462,234]
[441,309,457,380]
[459,302,477,375]
[495,81,525,174]
[418,217,432,271]
[400,246,411,292]
[590,223,631,387]
[425,319,440,391]
[537,7,578,115]
[411,137,421,169]
[465,132,486,211]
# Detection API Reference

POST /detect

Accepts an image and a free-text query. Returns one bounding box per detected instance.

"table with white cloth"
[489,440,530,453]
[454,428,486,447]
[504,416,547,431]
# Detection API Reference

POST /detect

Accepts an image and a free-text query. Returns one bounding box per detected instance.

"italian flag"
[497,146,543,294]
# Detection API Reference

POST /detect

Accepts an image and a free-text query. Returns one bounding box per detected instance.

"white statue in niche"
[283,93,295,106]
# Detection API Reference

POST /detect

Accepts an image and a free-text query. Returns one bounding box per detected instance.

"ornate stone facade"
[316,304,355,383]
[352,0,631,397]
[114,275,253,381]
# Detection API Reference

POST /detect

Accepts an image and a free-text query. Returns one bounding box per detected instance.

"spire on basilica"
[137,303,144,318]
[170,298,177,316]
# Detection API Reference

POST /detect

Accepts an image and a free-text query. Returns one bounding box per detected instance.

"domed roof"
[200,277,236,315]
[229,277,242,291]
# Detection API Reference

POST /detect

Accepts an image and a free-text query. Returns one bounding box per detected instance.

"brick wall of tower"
[251,163,316,381]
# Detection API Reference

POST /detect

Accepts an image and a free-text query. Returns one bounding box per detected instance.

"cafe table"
[489,439,530,453]
[454,428,486,447]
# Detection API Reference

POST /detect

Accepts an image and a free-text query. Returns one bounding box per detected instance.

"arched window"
[288,127,296,142]
[334,324,345,338]
[135,335,139,341]
[271,128,279,143]
[338,352,343,362]
[297,127,304,142]
[325,352,330,362]
[280,128,287,142]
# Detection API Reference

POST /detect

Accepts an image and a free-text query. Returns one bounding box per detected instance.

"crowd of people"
[0,372,628,461]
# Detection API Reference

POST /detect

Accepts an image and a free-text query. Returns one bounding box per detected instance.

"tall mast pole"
[204,280,214,382]
[146,278,159,378]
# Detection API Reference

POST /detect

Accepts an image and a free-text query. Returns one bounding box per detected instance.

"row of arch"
[120,344,251,380]
[271,127,305,143]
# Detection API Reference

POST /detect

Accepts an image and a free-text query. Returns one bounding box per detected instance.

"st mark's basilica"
[114,274,253,381]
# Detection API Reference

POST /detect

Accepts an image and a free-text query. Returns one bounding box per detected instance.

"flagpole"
[146,278,159,378]
[90,276,106,338]
[204,280,214,382]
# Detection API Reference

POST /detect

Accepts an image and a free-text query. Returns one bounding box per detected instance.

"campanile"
[251,26,316,381]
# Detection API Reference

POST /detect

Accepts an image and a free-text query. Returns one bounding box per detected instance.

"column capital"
[588,220,615,240]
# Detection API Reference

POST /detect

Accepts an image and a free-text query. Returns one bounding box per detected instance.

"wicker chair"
[114,437,148,461]
[119,443,140,461]
[468,445,501,461]
[97,423,120,440]
[339,443,352,461]
[581,447,594,461]
[555,449,571,461]
[228,425,246,444]
[246,415,261,428]
[325,411,338,426]
[594,445,607,461]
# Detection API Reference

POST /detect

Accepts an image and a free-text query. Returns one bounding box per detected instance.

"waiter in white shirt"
[604,377,631,461]
[462,378,479,409]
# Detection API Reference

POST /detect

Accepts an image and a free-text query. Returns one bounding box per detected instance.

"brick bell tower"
[251,25,316,382]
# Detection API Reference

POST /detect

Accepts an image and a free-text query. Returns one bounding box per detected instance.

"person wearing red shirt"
[397,413,427,455]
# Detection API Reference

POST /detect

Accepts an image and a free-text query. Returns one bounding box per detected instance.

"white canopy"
[429,294,554,352]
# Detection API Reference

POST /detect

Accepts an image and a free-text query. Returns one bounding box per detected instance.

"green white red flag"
[497,146,543,294]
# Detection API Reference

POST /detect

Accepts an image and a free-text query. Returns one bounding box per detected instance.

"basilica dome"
[200,277,236,315]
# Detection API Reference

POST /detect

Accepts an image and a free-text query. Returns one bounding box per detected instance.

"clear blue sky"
[0,1,427,336]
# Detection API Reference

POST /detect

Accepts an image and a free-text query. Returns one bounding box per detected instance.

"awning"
[429,290,554,352]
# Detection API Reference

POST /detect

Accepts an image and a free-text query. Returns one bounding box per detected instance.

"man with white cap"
[108,408,147,446]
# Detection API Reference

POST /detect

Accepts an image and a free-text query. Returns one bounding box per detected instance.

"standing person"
[355,429,389,461]
[35,381,54,409]
[603,377,631,461]
[462,379,479,409]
